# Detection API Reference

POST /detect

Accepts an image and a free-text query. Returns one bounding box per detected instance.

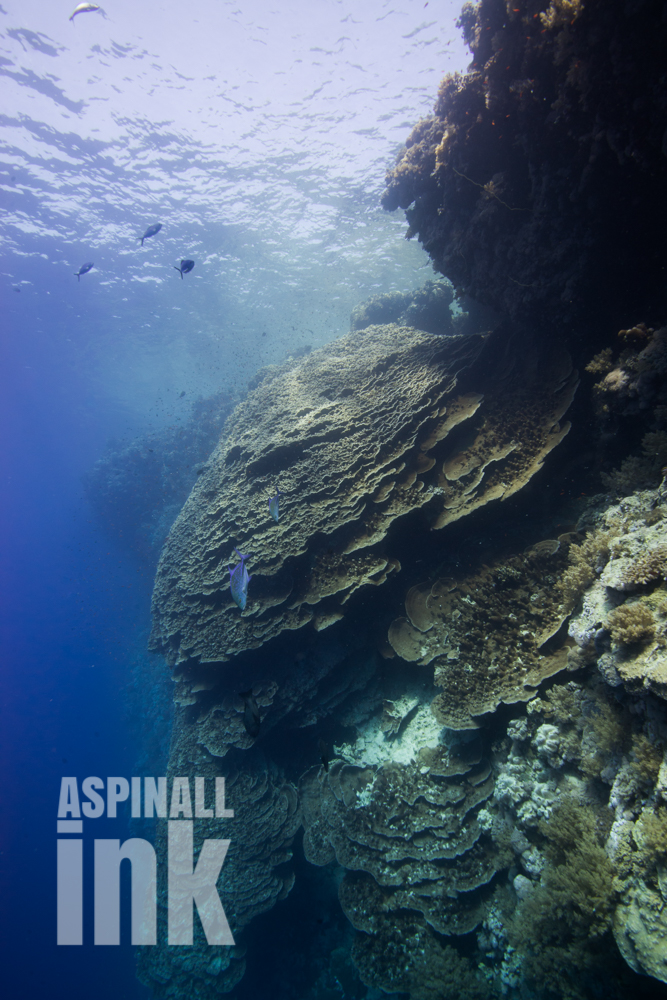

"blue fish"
[139,223,162,246]
[174,259,194,279]
[268,489,281,523]
[228,548,251,610]
[75,262,94,281]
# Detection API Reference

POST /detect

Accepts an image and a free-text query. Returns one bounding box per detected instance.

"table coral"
[300,751,509,996]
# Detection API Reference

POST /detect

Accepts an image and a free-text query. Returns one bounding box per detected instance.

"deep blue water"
[1,2,468,994]
[1,288,152,996]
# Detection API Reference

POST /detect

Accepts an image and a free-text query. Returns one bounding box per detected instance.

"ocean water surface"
[1,2,469,998]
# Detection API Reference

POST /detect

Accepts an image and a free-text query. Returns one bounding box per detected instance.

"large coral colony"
[95,0,667,998]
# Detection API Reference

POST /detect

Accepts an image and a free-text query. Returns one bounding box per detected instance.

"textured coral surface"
[150,323,576,672]
[139,1,667,996]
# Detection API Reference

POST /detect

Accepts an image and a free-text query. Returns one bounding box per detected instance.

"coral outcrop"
[150,323,577,676]
[568,489,667,700]
[300,747,507,998]
[388,537,575,729]
[139,2,667,993]
[350,280,457,336]
[382,0,667,325]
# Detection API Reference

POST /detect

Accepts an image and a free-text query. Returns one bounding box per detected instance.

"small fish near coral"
[239,690,261,738]
[173,259,194,279]
[75,262,94,281]
[69,3,101,21]
[139,223,162,246]
[268,488,281,523]
[228,547,252,610]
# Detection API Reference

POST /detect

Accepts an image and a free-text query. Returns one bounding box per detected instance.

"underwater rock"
[150,323,577,672]
[348,279,498,339]
[350,280,456,335]
[350,281,497,339]
[389,539,574,730]
[382,0,667,325]
[174,643,379,762]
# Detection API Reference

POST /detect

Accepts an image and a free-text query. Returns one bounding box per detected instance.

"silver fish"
[268,488,281,523]
[228,547,251,610]
[69,3,101,21]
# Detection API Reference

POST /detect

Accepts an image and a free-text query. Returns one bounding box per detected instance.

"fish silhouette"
[69,3,101,21]
[268,488,281,523]
[228,548,251,610]
[318,739,330,772]
[139,223,162,246]
[75,262,94,281]
[174,259,195,279]
[239,690,260,738]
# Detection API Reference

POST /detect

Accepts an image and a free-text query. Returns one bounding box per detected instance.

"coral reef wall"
[382,0,667,327]
[140,2,667,998]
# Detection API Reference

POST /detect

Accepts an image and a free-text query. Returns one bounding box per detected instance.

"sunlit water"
[2,0,468,413]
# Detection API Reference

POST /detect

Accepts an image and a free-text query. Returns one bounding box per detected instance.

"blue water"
[0,1,468,995]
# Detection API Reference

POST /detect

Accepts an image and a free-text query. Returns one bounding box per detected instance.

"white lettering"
[215,777,234,819]
[144,777,167,818]
[57,777,81,819]
[107,777,130,818]
[131,777,141,818]
[57,839,82,944]
[194,777,214,819]
[94,839,157,945]
[170,777,192,818]
[82,777,105,818]
[167,821,234,945]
